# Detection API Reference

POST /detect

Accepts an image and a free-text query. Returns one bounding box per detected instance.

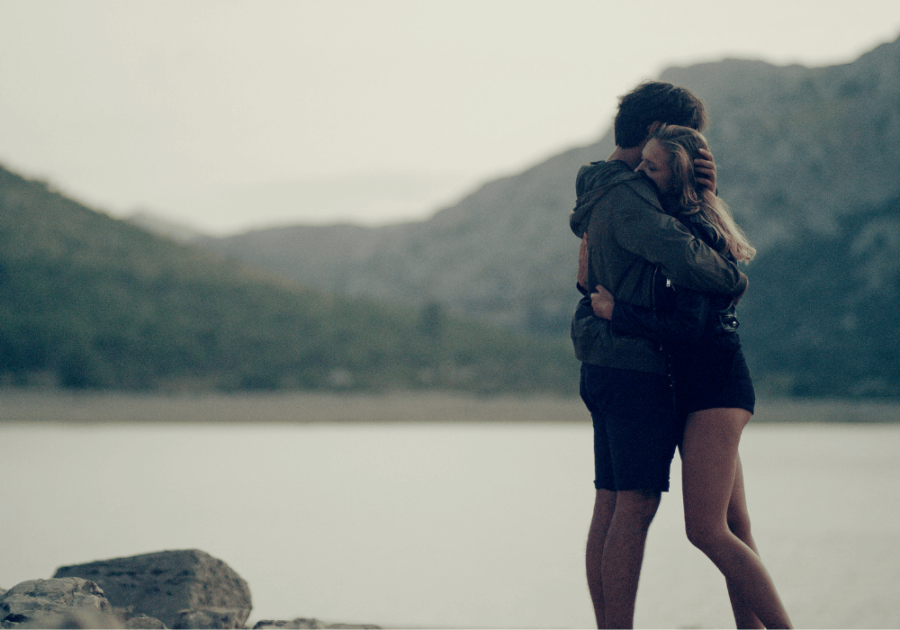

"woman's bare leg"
[727,455,756,551]
[724,454,763,628]
[681,409,792,629]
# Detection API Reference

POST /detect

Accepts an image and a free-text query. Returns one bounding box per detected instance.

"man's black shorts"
[579,363,680,492]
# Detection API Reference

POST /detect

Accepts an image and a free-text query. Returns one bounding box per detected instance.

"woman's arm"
[610,186,748,299]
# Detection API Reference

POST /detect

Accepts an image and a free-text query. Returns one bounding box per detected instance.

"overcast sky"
[2,0,899,235]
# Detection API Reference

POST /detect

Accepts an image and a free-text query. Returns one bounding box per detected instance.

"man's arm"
[611,185,747,297]
[592,284,709,347]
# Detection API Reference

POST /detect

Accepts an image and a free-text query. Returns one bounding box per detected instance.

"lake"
[1,392,899,628]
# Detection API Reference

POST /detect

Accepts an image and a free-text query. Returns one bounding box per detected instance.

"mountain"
[126,210,207,243]
[201,35,900,398]
[0,165,576,394]
[199,142,603,336]
[213,171,477,228]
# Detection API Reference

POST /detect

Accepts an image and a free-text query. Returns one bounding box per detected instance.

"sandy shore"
[1,389,898,425]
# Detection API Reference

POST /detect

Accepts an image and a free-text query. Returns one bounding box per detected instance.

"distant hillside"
[201,35,900,398]
[199,143,603,336]
[125,211,206,243]
[0,165,576,394]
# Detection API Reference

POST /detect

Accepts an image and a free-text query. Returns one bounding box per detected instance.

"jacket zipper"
[652,266,672,353]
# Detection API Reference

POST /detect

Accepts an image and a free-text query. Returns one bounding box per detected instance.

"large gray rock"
[0,577,117,628]
[53,550,251,629]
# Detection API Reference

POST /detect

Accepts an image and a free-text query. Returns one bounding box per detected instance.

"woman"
[590,125,792,629]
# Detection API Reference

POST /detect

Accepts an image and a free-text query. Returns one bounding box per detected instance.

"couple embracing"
[570,81,792,629]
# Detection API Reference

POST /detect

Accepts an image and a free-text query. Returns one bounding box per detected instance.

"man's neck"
[607,145,642,170]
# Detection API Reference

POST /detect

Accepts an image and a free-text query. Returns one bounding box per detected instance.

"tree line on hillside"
[0,165,577,395]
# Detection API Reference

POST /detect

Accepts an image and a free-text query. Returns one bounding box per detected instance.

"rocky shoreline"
[0,550,379,630]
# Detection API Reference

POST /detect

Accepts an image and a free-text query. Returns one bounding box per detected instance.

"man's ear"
[647,121,662,136]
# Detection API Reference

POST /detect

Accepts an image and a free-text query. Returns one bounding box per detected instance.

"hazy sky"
[2,0,899,235]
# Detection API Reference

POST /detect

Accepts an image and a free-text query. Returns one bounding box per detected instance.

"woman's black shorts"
[670,334,755,418]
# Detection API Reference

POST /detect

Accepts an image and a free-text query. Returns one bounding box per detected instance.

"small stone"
[252,619,380,630]
[252,620,326,630]
[173,607,246,629]
[122,613,168,629]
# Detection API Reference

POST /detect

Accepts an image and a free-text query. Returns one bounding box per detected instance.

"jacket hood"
[569,160,662,237]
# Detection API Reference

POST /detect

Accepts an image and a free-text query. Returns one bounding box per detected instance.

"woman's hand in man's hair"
[694,147,717,192]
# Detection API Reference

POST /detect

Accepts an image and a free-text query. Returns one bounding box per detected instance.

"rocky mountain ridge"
[201,35,900,397]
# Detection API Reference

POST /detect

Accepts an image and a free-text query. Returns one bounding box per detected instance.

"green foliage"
[0,165,578,394]
[738,199,900,398]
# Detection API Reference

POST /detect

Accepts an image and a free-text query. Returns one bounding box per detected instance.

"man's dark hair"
[614,81,709,148]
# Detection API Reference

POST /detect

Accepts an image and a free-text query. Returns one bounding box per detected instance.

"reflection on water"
[1,396,899,629]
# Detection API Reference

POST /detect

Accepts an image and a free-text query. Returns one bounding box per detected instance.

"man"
[570,81,747,629]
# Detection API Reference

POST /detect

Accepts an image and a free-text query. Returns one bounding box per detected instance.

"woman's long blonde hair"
[654,124,756,262]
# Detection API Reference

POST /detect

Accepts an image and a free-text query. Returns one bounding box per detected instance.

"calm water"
[1,395,899,629]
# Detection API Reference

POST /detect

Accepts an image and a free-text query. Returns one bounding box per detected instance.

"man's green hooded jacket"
[570,160,748,375]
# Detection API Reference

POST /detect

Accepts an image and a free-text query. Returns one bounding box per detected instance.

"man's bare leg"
[598,489,661,629]
[587,489,617,627]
